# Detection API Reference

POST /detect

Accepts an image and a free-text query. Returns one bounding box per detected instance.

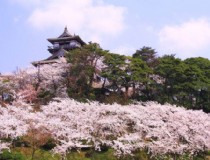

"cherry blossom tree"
[23,124,52,160]
[0,98,210,157]
[36,62,69,97]
[0,77,17,102]
[0,62,69,104]
[0,141,9,153]
[16,84,37,104]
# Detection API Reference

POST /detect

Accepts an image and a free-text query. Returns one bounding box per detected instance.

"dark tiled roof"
[58,27,73,38]
[31,59,59,66]
[47,36,86,45]
[47,27,86,45]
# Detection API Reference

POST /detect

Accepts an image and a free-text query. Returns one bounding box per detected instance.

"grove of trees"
[0,98,210,159]
[66,44,210,112]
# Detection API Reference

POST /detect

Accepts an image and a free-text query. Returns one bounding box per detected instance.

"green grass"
[0,150,26,160]
[0,147,209,160]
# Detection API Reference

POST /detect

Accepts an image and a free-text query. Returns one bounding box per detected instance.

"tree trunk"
[124,86,129,100]
[132,83,136,98]
[31,148,36,160]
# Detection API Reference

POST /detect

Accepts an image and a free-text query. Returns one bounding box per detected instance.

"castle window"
[53,42,59,49]
[69,40,81,48]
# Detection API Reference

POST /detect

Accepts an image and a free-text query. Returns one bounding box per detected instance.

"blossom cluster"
[0,141,9,153]
[0,63,69,103]
[0,99,210,156]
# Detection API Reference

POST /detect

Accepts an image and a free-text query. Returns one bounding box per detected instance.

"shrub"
[0,150,25,160]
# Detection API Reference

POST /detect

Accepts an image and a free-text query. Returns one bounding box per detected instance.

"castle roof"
[58,27,73,38]
[47,27,86,45]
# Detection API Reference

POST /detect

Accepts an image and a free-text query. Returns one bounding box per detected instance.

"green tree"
[129,57,152,99]
[132,46,159,101]
[102,54,151,100]
[133,46,158,68]
[101,53,127,94]
[66,42,108,100]
[154,55,210,112]
[154,54,187,104]
[183,57,210,111]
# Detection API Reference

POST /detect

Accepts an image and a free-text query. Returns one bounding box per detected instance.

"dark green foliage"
[41,138,56,151]
[102,53,152,100]
[133,46,159,68]
[153,55,210,111]
[37,89,54,104]
[64,42,210,112]
[154,55,185,104]
[12,137,30,148]
[183,57,210,112]
[2,146,209,160]
[84,149,117,160]
[206,150,210,155]
[0,150,26,160]
[66,42,108,101]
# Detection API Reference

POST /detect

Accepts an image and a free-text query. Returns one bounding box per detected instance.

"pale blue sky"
[1,0,210,73]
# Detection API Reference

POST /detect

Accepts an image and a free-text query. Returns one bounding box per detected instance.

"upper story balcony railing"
[48,43,81,50]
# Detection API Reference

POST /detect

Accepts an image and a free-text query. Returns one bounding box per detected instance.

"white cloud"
[25,0,125,37]
[112,45,135,56]
[158,18,210,59]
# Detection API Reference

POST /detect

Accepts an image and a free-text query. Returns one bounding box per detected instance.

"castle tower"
[32,27,86,66]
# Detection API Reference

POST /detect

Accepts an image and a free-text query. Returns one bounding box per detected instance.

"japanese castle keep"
[32,27,86,66]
